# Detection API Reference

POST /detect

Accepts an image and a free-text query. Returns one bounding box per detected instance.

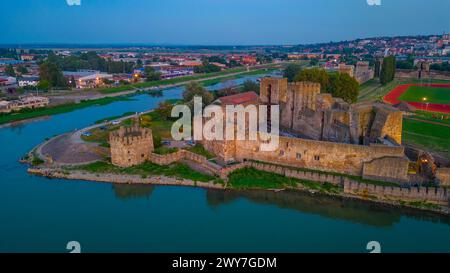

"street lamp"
[422,97,429,112]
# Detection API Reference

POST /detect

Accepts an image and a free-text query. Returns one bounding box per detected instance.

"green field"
[399,86,450,104]
[402,118,450,159]
[358,78,450,103]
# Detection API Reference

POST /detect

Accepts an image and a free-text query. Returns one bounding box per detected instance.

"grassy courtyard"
[228,167,342,194]
[399,86,450,104]
[402,118,450,159]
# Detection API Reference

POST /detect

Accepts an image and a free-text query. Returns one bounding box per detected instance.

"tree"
[17,65,28,75]
[39,61,67,88]
[374,59,381,78]
[430,62,450,72]
[37,80,50,91]
[153,102,173,121]
[380,56,396,85]
[294,68,330,92]
[144,66,162,82]
[309,58,319,66]
[5,65,15,77]
[182,82,214,108]
[216,80,237,97]
[283,63,303,82]
[327,73,359,103]
[194,64,221,74]
[242,80,260,93]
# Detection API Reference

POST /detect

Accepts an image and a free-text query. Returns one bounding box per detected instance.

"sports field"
[398,86,450,104]
[402,118,450,159]
[384,83,450,113]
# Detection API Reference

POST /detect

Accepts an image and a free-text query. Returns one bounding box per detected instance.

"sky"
[0,0,449,45]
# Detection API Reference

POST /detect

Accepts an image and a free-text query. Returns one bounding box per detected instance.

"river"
[0,73,449,253]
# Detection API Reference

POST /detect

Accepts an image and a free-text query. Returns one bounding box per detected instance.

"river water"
[0,74,449,253]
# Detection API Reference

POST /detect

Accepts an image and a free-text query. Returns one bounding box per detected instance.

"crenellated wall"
[110,126,154,167]
[233,135,405,177]
[362,156,410,183]
[436,168,450,187]
[344,180,448,205]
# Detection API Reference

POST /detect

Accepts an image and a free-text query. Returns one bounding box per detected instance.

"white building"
[77,73,113,89]
[18,76,39,87]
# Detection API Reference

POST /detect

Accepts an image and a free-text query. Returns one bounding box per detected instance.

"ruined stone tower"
[109,116,154,167]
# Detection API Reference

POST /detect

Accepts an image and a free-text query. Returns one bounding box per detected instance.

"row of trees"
[284,65,360,103]
[38,61,68,89]
[144,66,162,82]
[194,62,222,74]
[430,62,450,72]
[47,51,135,74]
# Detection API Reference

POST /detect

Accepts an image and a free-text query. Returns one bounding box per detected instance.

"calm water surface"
[0,74,449,253]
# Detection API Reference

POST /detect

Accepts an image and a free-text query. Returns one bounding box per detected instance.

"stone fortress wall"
[232,136,407,179]
[344,180,448,205]
[204,77,408,182]
[260,78,403,145]
[436,168,450,187]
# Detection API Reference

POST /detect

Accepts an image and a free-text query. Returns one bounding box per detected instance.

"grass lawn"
[228,167,342,194]
[399,86,450,104]
[81,105,176,149]
[409,111,450,125]
[74,160,216,182]
[402,118,450,159]
[97,85,135,94]
[185,144,215,159]
[154,146,179,155]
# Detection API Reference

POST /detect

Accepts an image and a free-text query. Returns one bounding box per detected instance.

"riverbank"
[0,66,281,127]
[22,111,449,216]
[0,95,134,126]
[25,164,450,216]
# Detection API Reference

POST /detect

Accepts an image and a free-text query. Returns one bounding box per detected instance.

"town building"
[0,95,49,113]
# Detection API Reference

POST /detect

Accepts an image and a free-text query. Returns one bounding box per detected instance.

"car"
[82,132,93,137]
[187,140,196,146]
[162,140,171,146]
[99,126,107,131]
[111,120,121,125]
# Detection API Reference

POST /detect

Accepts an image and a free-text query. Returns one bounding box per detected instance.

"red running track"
[383,83,450,114]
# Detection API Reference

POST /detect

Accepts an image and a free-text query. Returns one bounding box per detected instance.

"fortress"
[202,77,408,183]
[109,118,154,167]
[108,77,446,185]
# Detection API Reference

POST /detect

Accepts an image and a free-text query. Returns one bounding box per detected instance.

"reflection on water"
[206,189,450,227]
[147,90,163,98]
[112,184,155,200]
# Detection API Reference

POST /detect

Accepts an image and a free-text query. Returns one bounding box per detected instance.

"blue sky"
[1,0,449,45]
